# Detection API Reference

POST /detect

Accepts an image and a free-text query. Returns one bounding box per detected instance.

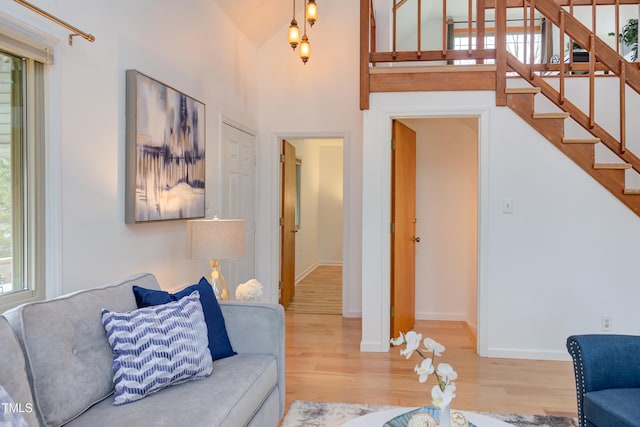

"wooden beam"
[370,65,497,74]
[476,0,486,64]
[394,0,410,10]
[370,69,496,92]
[370,49,496,63]
[370,0,376,55]
[360,0,370,110]
[495,0,507,105]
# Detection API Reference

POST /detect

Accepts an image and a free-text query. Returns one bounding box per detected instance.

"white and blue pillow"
[101,291,213,405]
[133,277,237,360]
[0,385,29,427]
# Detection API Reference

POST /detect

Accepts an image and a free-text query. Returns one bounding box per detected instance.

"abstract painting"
[125,70,205,223]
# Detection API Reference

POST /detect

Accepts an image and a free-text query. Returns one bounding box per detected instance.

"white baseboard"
[415,311,468,321]
[295,264,318,284]
[342,310,362,318]
[295,262,343,284]
[317,260,342,266]
[486,347,572,361]
[360,340,388,352]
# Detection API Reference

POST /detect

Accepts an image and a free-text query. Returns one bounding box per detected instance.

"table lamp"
[186,217,246,300]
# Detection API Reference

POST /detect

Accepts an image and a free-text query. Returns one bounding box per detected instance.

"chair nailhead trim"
[568,339,587,427]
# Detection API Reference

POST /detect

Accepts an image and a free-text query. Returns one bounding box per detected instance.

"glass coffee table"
[340,407,515,427]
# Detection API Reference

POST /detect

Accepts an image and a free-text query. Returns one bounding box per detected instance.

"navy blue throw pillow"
[133,277,236,360]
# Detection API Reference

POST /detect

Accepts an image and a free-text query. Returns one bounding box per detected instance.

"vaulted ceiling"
[213,0,291,47]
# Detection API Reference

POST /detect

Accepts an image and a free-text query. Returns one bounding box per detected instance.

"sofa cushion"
[133,277,236,360]
[63,354,278,427]
[102,291,213,405]
[3,272,161,427]
[584,388,640,427]
[0,316,37,427]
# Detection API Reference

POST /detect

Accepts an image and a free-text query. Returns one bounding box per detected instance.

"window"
[453,26,543,65]
[0,45,46,312]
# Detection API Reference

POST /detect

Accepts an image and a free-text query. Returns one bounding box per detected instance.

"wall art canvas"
[125,70,205,223]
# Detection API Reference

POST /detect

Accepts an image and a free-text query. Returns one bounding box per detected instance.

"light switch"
[503,198,514,214]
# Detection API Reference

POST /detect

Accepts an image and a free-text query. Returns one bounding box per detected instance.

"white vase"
[438,404,451,427]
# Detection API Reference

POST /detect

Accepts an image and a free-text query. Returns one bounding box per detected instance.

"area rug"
[281,400,579,427]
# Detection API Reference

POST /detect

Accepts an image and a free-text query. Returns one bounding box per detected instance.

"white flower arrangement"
[391,332,458,411]
[235,279,263,301]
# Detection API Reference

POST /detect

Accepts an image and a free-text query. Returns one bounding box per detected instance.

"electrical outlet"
[601,316,612,331]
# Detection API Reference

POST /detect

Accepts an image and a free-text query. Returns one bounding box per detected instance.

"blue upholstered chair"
[566,335,640,427]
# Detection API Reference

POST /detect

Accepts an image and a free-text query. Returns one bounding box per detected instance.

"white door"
[221,122,256,298]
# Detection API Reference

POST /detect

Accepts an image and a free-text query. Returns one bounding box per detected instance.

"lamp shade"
[186,218,246,260]
[288,19,300,49]
[299,34,310,63]
[306,0,318,26]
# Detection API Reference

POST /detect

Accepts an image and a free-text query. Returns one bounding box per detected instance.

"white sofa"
[0,273,285,427]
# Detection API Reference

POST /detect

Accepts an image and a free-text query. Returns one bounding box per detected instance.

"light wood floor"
[284,277,579,418]
[286,265,342,315]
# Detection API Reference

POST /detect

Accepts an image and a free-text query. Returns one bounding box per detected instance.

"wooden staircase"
[360,0,640,216]
[505,87,640,215]
[499,0,640,216]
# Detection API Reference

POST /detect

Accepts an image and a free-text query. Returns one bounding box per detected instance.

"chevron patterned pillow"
[101,291,213,405]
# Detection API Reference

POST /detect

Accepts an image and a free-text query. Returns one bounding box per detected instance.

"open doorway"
[280,138,344,315]
[399,117,479,343]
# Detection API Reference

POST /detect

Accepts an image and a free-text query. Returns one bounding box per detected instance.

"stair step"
[533,112,571,119]
[506,87,541,94]
[593,163,632,170]
[624,189,640,195]
[562,137,601,144]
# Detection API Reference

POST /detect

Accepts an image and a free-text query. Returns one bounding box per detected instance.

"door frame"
[361,107,490,356]
[261,131,354,317]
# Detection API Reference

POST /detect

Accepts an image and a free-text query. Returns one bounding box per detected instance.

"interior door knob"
[413,236,421,243]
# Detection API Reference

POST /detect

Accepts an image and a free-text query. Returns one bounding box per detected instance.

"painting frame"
[125,70,206,223]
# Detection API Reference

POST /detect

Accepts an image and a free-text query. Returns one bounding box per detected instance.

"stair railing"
[497,0,640,172]
[370,0,497,63]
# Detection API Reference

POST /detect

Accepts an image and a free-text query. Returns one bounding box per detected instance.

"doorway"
[397,117,479,341]
[279,138,344,315]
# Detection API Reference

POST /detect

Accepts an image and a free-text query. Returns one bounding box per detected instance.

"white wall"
[256,0,362,317]
[402,118,478,329]
[1,0,259,293]
[291,139,343,281]
[318,144,343,264]
[362,91,640,359]
[6,0,639,360]
[290,139,320,279]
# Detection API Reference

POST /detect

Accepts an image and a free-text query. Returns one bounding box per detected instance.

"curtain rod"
[14,0,95,46]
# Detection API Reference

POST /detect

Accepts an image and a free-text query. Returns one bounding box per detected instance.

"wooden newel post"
[360,0,371,110]
[495,0,507,106]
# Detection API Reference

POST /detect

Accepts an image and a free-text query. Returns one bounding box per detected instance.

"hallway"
[286,265,342,315]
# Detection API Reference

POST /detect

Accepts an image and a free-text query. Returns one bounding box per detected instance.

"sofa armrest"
[567,334,640,427]
[219,302,285,418]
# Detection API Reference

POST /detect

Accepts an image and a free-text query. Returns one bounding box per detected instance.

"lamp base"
[209,259,230,300]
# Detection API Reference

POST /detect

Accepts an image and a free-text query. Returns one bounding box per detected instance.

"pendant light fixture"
[299,34,310,64]
[287,0,317,64]
[306,0,318,27]
[299,0,310,64]
[288,0,300,50]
